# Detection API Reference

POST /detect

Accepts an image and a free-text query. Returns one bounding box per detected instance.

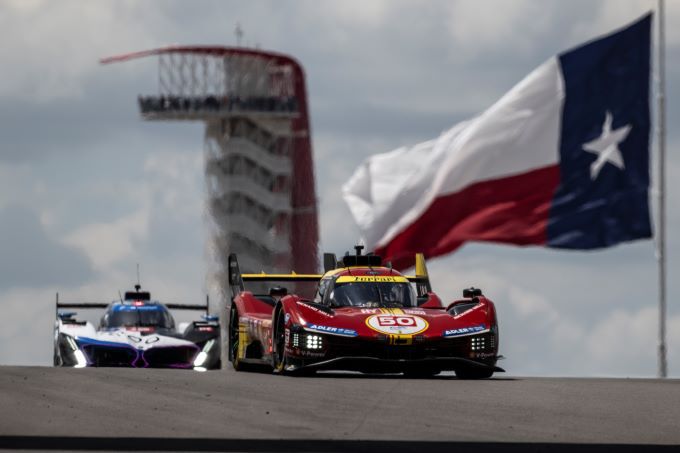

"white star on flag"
[582,111,632,180]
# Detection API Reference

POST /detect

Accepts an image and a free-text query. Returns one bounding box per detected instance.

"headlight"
[193,351,208,367]
[304,334,323,350]
[65,335,78,351]
[202,339,215,352]
[471,336,486,351]
[74,350,88,368]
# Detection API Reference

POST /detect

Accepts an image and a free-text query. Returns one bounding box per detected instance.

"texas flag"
[343,14,652,270]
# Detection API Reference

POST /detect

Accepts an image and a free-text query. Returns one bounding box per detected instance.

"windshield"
[102,306,175,329]
[328,282,416,308]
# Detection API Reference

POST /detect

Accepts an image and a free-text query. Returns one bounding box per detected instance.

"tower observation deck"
[102,46,319,291]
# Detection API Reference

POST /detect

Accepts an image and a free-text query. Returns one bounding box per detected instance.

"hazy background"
[0,0,678,377]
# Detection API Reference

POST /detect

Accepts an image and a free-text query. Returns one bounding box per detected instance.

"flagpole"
[656,0,667,379]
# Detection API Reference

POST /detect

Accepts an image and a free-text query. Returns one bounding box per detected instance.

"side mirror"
[57,311,77,321]
[323,253,337,273]
[463,287,482,298]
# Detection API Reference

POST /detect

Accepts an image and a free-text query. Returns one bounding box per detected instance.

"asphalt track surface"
[0,366,678,452]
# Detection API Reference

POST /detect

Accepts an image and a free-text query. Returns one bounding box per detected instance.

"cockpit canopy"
[327,281,417,308]
[100,303,175,330]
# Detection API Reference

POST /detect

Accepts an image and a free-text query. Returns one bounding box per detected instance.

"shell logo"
[365,314,429,335]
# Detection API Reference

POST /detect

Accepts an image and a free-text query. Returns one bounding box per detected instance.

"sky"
[0,0,678,377]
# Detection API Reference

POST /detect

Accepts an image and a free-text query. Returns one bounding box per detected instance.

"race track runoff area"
[0,366,678,452]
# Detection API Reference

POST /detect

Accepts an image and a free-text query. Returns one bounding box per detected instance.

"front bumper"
[286,332,502,373]
[56,334,205,369]
[291,356,504,374]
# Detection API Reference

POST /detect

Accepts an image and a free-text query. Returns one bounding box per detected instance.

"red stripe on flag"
[375,165,560,270]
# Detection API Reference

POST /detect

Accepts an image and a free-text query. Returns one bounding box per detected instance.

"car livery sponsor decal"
[366,314,429,335]
[336,276,410,283]
[443,324,487,337]
[297,301,333,317]
[112,304,164,312]
[404,309,426,316]
[453,303,484,319]
[298,350,325,358]
[305,324,358,337]
[284,313,291,324]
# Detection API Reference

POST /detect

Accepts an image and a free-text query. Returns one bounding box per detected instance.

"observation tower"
[102,47,319,293]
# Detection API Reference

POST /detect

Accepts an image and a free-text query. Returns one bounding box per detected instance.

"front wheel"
[229,305,248,371]
[271,307,287,373]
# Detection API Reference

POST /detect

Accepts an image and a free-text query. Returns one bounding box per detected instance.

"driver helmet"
[269,286,288,300]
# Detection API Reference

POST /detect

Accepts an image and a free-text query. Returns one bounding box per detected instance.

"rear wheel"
[455,367,494,379]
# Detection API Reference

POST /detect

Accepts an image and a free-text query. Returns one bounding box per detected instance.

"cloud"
[63,150,204,269]
[142,151,205,259]
[445,0,551,59]
[64,208,148,270]
[0,0,157,100]
[0,205,94,290]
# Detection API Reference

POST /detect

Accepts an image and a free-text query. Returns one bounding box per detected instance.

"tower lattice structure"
[102,47,319,296]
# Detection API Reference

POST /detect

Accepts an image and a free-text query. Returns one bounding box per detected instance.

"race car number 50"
[378,316,415,326]
[366,315,429,335]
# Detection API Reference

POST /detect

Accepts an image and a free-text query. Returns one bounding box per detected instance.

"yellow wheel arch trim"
[236,322,249,361]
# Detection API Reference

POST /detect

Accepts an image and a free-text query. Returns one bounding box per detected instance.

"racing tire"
[229,305,249,372]
[271,306,288,374]
[455,367,494,380]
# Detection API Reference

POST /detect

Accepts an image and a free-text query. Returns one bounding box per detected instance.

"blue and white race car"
[54,285,220,370]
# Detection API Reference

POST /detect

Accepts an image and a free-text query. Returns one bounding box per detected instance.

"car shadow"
[306,371,518,381]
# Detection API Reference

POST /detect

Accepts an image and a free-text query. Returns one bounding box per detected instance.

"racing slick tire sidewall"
[272,305,287,374]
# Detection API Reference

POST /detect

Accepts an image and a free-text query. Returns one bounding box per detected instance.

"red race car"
[227,246,504,378]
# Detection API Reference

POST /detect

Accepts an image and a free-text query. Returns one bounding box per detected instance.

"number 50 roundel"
[365,315,429,335]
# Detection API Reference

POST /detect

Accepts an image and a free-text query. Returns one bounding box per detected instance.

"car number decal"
[365,314,428,335]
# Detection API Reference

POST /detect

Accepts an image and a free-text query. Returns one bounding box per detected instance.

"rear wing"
[228,251,432,298]
[55,293,211,317]
[404,253,432,297]
[228,254,322,297]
